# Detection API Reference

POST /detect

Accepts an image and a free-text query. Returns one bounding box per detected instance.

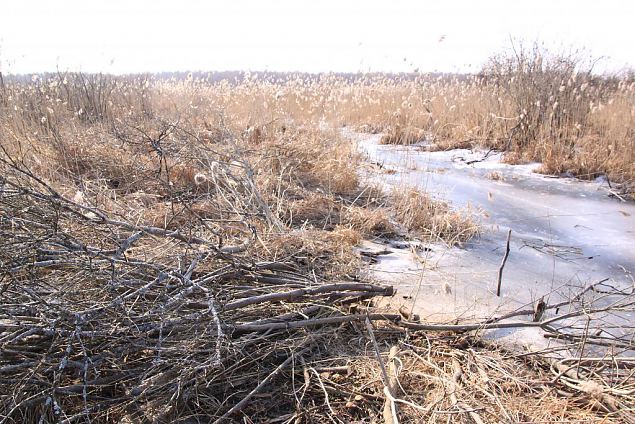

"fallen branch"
[234,313,401,334]
[365,316,399,424]
[224,283,393,311]
[383,346,401,424]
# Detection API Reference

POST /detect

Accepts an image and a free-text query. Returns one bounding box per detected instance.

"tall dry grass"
[63,50,629,195]
[1,67,631,423]
[172,62,630,194]
[1,70,483,245]
[391,188,479,246]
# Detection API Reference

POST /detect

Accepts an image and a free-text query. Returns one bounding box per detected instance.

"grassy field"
[1,61,633,422]
[84,47,633,196]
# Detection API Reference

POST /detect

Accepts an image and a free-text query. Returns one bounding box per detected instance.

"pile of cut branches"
[0,141,398,422]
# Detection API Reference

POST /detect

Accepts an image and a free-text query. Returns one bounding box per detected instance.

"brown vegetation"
[0,71,475,423]
[1,68,632,422]
[49,45,629,196]
[391,188,479,246]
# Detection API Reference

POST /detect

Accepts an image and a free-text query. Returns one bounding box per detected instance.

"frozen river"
[353,132,635,349]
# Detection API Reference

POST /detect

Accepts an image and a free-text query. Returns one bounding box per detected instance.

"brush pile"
[0,133,397,422]
[0,81,397,421]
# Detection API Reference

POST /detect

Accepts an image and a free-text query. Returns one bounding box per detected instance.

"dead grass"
[342,205,397,237]
[266,228,362,278]
[286,327,620,423]
[391,187,479,246]
[337,47,634,196]
[95,49,631,194]
[486,170,505,181]
[379,125,426,145]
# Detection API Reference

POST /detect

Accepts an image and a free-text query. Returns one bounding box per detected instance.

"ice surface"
[352,132,635,350]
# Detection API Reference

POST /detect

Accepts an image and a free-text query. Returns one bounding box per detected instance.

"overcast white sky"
[1,0,633,74]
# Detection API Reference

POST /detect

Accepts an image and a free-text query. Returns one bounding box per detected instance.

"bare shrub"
[482,44,593,152]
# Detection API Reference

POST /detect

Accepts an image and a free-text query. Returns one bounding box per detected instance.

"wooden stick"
[364,316,391,390]
[224,283,393,311]
[449,358,485,424]
[496,229,512,297]
[383,346,400,424]
[233,313,401,334]
[365,315,398,424]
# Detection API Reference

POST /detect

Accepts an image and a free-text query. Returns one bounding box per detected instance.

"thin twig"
[496,229,512,296]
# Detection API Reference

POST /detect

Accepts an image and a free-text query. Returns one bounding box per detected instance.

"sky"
[1,0,634,75]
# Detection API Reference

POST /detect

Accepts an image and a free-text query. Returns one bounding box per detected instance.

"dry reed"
[0,67,632,423]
